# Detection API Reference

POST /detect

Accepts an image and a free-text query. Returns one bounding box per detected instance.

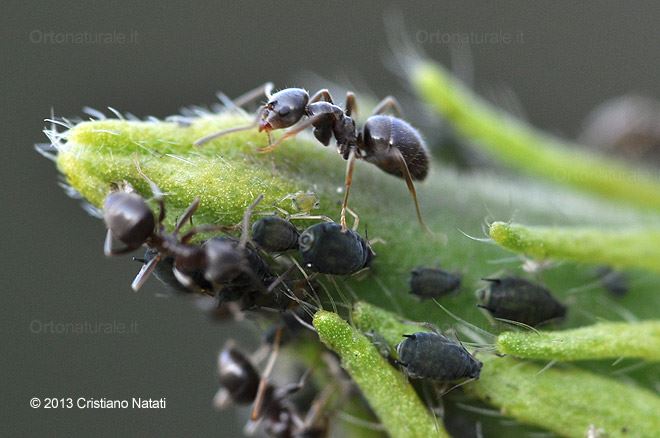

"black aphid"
[477,276,567,327]
[595,266,629,297]
[298,222,373,275]
[396,331,482,381]
[252,216,300,252]
[195,85,431,232]
[409,267,461,299]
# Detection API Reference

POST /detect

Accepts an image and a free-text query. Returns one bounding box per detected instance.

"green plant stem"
[497,321,660,361]
[412,61,660,211]
[313,310,446,438]
[353,301,660,438]
[489,221,660,272]
[469,356,660,438]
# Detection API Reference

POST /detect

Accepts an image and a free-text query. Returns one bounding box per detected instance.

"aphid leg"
[288,213,335,223]
[135,158,166,224]
[340,150,357,231]
[251,327,283,421]
[240,194,265,249]
[391,148,433,234]
[344,92,358,117]
[231,82,274,108]
[131,253,161,291]
[103,229,135,256]
[173,197,201,235]
[258,113,329,153]
[193,109,263,146]
[345,207,360,231]
[371,95,404,117]
[309,89,334,104]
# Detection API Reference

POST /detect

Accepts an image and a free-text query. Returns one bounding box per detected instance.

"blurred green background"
[3,1,660,436]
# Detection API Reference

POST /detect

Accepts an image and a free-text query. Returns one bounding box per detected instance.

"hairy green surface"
[497,321,660,361]
[353,301,660,437]
[313,311,445,438]
[412,61,660,211]
[49,75,660,437]
[490,221,660,272]
[470,355,660,438]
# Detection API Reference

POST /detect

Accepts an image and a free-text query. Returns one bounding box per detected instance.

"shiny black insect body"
[409,267,461,299]
[596,266,629,297]
[252,216,300,252]
[298,222,373,275]
[136,249,211,294]
[215,342,328,438]
[217,345,261,405]
[195,85,430,232]
[396,332,482,381]
[103,180,219,291]
[478,277,567,327]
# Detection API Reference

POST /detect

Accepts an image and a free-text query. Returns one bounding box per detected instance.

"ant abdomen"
[361,115,429,181]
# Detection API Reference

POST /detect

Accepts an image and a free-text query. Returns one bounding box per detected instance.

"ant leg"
[193,109,264,147]
[131,253,161,291]
[251,327,283,421]
[232,82,274,108]
[258,113,328,153]
[103,229,136,256]
[372,96,404,117]
[309,89,334,104]
[344,92,358,117]
[391,148,433,234]
[180,224,233,244]
[240,194,265,248]
[340,150,357,231]
[173,197,200,235]
[135,158,166,224]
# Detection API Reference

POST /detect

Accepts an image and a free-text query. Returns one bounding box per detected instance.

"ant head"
[218,346,260,404]
[103,191,155,249]
[259,88,309,131]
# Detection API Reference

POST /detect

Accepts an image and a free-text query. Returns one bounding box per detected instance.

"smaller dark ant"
[215,335,331,438]
[103,163,274,298]
[103,165,225,291]
[298,222,374,276]
[194,85,431,233]
[477,277,567,327]
[409,267,461,299]
[396,331,482,382]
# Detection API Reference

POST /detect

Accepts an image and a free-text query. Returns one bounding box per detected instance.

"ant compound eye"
[277,106,290,117]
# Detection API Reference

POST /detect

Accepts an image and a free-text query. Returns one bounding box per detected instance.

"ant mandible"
[194,84,431,233]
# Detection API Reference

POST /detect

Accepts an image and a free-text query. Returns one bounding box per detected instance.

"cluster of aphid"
[98,85,630,436]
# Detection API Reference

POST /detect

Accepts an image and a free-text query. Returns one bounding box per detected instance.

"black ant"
[194,85,431,233]
[103,162,270,296]
[215,333,331,437]
[103,166,222,291]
